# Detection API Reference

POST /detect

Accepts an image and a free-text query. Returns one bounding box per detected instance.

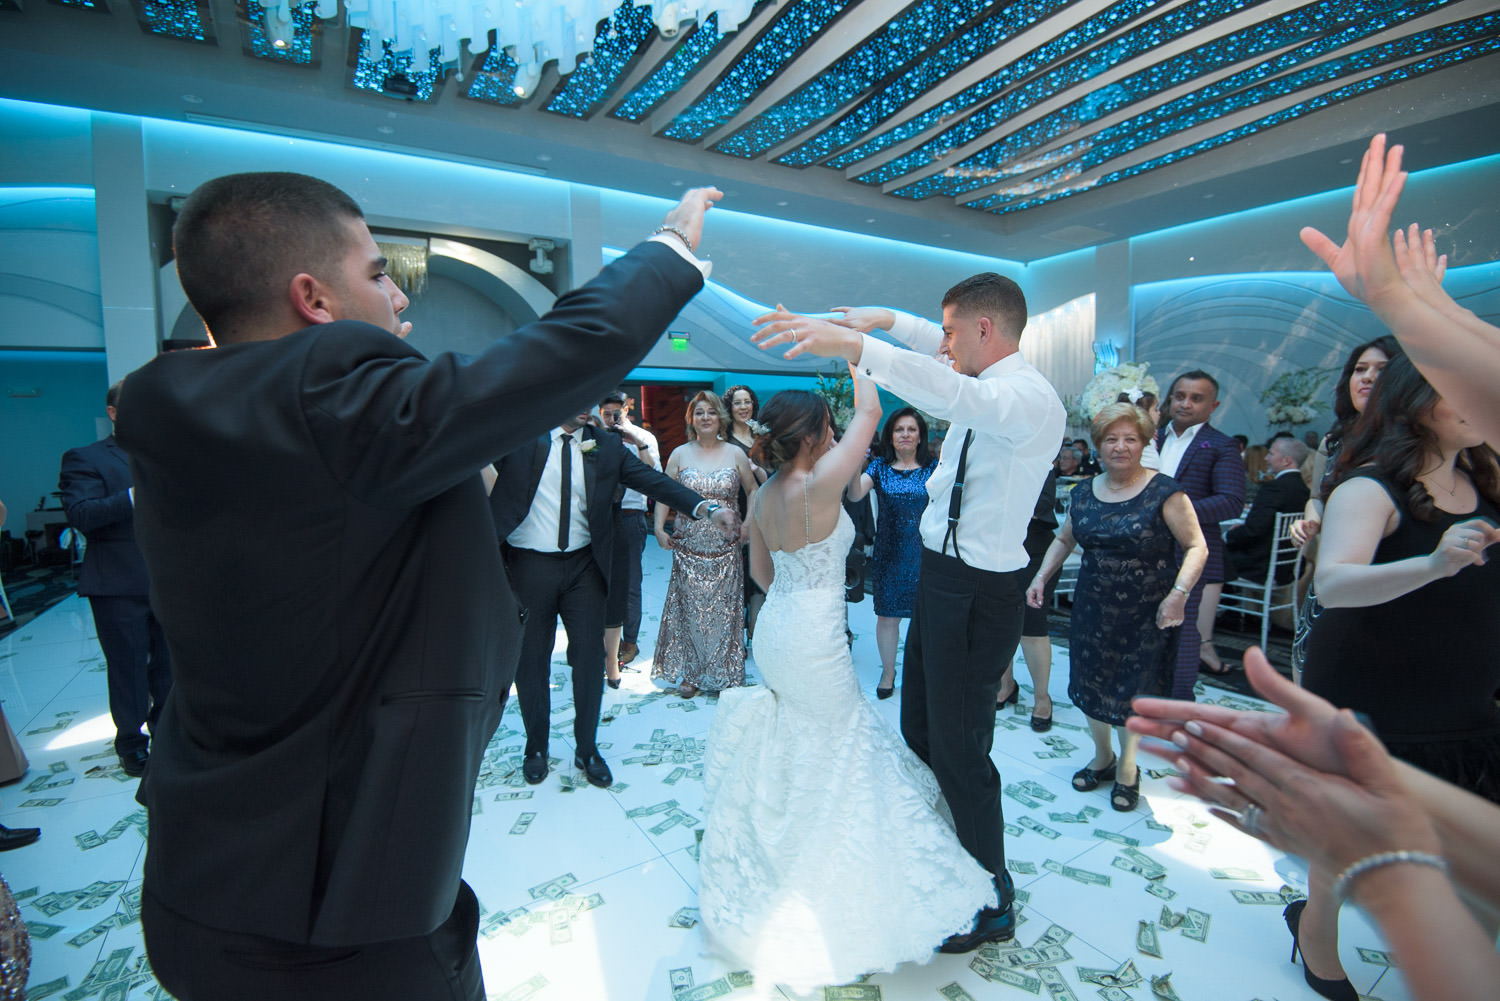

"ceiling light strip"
[659,0,854,143]
[892,0,1454,200]
[611,13,735,122]
[711,0,997,159]
[973,36,1500,217]
[544,2,659,118]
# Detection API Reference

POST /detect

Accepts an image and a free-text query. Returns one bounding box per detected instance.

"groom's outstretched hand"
[660,187,723,253]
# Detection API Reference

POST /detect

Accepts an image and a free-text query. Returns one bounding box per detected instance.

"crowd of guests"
[2,134,1495,1001]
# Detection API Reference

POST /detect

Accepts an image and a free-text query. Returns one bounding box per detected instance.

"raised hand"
[660,186,724,252]
[828,306,895,334]
[1298,134,1408,304]
[1392,224,1451,311]
[751,305,862,361]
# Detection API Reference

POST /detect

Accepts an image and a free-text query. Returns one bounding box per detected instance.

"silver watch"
[701,502,722,519]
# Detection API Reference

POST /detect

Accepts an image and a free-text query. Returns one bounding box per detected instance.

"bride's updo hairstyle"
[749,390,830,473]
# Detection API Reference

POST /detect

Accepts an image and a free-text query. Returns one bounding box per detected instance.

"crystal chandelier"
[265,1,757,87]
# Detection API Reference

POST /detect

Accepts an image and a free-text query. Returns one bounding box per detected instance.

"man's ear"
[977,315,994,341]
[289,273,336,325]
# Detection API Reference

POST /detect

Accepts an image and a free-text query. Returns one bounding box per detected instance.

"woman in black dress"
[1027,403,1207,811]
[1288,354,1500,1000]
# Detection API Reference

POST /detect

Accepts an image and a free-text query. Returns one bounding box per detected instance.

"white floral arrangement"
[1079,362,1160,421]
[1259,366,1333,431]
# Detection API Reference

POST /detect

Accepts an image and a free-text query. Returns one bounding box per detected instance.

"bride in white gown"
[698,370,996,994]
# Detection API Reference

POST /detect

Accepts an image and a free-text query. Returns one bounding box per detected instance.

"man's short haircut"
[1271,437,1310,466]
[173,172,365,341]
[600,391,627,408]
[105,380,124,410]
[941,273,1027,340]
[1166,369,1221,399]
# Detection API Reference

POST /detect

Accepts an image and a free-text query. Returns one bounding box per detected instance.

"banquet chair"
[1218,510,1304,650]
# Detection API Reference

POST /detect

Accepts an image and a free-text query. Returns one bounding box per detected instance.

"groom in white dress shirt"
[753,273,1065,952]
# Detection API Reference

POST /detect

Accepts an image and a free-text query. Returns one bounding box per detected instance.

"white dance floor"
[1,541,1411,1000]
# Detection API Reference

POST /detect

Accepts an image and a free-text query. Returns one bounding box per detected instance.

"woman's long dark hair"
[1328,335,1402,450]
[749,390,830,473]
[877,407,933,466]
[1330,353,1500,523]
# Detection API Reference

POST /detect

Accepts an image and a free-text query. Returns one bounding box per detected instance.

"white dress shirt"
[856,311,1066,573]
[1140,438,1162,471]
[506,428,591,552]
[620,425,660,512]
[1158,422,1203,479]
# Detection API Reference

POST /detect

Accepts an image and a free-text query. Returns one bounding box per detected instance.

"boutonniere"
[579,439,597,455]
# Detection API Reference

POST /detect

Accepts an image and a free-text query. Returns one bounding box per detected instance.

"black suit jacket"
[58,436,149,597]
[489,424,704,583]
[1225,471,1310,583]
[116,240,703,947]
[1156,422,1247,582]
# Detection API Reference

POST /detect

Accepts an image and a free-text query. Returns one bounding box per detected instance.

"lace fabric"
[699,510,995,993]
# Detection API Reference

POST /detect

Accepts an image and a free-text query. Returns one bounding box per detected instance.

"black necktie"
[557,433,574,551]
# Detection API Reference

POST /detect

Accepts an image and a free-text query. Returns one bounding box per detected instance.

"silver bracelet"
[652,224,694,252]
[1331,850,1448,901]
[1171,584,1189,595]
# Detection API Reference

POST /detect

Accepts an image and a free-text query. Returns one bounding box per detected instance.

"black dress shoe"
[0,824,41,852]
[118,749,149,777]
[605,676,621,690]
[574,753,613,789]
[522,751,548,785]
[937,902,1015,953]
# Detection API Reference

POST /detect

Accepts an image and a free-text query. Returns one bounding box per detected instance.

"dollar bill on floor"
[1019,817,1061,840]
[1149,973,1183,1001]
[725,970,753,989]
[668,905,699,929]
[1357,946,1395,967]
[1092,830,1139,848]
[1231,889,1289,905]
[1136,919,1162,958]
[1096,987,1131,1001]
[1008,859,1038,875]
[1208,867,1261,880]
[938,984,977,1001]
[1004,784,1041,808]
[494,974,548,1001]
[528,873,578,901]
[822,986,880,1000]
[509,812,536,835]
[1036,963,1079,1001]
[676,978,732,1001]
[26,921,64,940]
[1157,906,1184,930]
[1181,908,1210,943]
[26,977,69,1001]
[20,798,64,808]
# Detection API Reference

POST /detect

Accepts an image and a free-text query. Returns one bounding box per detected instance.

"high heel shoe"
[876,685,895,700]
[1110,769,1141,811]
[1283,899,1357,1001]
[995,684,1019,710]
[1071,756,1117,792]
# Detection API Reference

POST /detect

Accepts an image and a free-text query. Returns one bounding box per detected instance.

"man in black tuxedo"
[58,381,171,777]
[489,410,734,789]
[1226,436,1310,583]
[116,171,719,1001]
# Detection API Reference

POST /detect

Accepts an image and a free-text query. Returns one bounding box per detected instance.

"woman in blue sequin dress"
[847,407,936,700]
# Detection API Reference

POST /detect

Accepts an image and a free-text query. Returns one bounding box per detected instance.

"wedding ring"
[791,327,799,343]
[1241,803,1265,838]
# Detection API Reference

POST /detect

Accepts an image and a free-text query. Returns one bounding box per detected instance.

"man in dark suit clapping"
[59,381,170,777]
[117,171,720,1001]
[1226,437,1311,584]
[489,411,735,789]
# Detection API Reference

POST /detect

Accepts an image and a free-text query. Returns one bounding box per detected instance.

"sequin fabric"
[0,875,29,1000]
[867,458,935,617]
[652,467,746,692]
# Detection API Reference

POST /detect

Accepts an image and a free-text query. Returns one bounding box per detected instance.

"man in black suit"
[58,381,171,777]
[116,171,718,1001]
[489,410,734,789]
[1226,436,1310,583]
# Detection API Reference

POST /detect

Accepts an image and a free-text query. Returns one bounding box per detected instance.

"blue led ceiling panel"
[711,0,997,159]
[968,31,1500,216]
[891,0,1450,200]
[544,2,657,118]
[134,0,215,42]
[464,44,524,107]
[660,0,854,143]
[242,0,320,64]
[350,34,447,103]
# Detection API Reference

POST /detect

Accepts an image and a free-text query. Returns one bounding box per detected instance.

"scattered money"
[1136,920,1162,958]
[1231,889,1290,905]
[668,906,699,929]
[1145,883,1177,901]
[1018,780,1057,802]
[528,873,578,901]
[1149,973,1183,1001]
[1096,988,1131,1001]
[27,977,69,1001]
[726,971,753,989]
[1007,859,1038,875]
[938,983,976,1001]
[1092,829,1140,848]
[1036,963,1079,1001]
[1209,867,1262,881]
[25,922,64,940]
[669,967,695,992]
[20,798,63,808]
[1158,906,1185,930]
[1004,784,1041,808]
[822,986,880,1000]
[1181,908,1210,944]
[676,978,731,1001]
[509,812,536,835]
[493,791,534,801]
[1018,817,1061,840]
[1357,946,1395,967]
[495,974,548,1001]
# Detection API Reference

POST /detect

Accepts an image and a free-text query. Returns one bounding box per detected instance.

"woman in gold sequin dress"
[653,391,758,697]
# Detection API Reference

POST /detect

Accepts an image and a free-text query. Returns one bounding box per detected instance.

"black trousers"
[607,510,648,642]
[142,882,483,1001]
[509,547,607,758]
[88,594,172,755]
[900,549,1025,885]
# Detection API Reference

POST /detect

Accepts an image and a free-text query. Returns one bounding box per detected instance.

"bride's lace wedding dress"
[698,509,995,993]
